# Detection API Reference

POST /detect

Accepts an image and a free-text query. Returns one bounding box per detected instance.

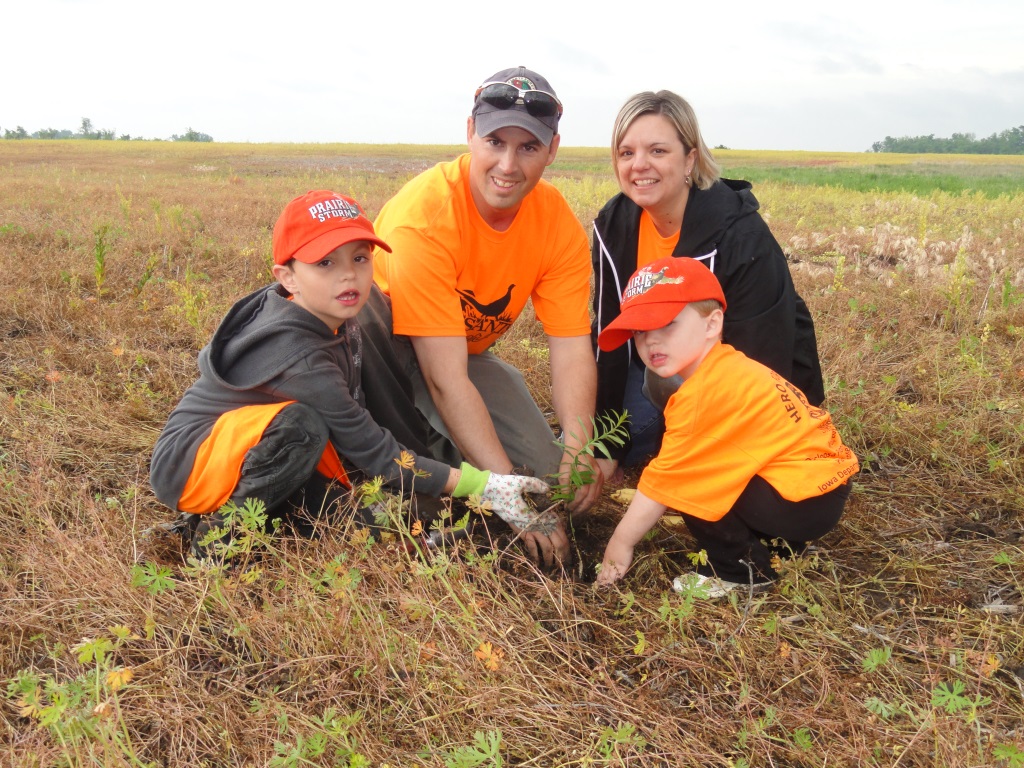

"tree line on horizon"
[870,125,1024,154]
[1,117,212,143]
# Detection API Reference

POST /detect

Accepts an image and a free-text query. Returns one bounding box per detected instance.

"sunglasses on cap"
[473,82,563,119]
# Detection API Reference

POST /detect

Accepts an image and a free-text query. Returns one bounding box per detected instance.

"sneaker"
[189,511,230,560]
[141,512,197,540]
[672,572,773,599]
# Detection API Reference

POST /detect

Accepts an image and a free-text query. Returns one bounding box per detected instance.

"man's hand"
[561,450,604,515]
[547,334,600,514]
[482,473,568,570]
[594,456,622,486]
[516,518,571,571]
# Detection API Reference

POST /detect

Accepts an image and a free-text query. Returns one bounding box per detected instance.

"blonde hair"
[688,298,724,317]
[611,91,720,190]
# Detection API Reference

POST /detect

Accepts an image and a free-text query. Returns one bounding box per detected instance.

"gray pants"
[357,288,561,478]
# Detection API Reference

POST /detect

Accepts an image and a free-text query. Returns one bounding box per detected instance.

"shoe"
[141,512,198,540]
[673,572,773,599]
[189,511,230,560]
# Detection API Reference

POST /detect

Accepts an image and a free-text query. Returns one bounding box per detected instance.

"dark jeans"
[621,362,665,466]
[682,475,851,583]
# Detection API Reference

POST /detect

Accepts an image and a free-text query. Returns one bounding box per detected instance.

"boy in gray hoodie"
[150,190,548,559]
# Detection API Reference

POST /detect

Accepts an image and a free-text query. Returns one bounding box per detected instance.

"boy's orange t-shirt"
[638,343,859,521]
[372,154,591,355]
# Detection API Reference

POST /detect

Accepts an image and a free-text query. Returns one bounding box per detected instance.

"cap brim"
[473,107,555,146]
[597,301,687,352]
[291,228,392,264]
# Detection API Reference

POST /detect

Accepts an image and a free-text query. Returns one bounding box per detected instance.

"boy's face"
[634,304,721,381]
[271,240,374,331]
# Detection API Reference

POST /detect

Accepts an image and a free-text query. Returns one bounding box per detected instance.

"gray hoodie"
[150,284,449,509]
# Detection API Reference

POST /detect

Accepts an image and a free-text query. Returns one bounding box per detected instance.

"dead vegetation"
[1,141,1022,767]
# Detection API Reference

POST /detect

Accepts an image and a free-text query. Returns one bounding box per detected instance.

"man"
[358,66,602,567]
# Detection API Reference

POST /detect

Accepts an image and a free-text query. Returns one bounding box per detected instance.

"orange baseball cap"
[597,257,727,352]
[272,190,391,266]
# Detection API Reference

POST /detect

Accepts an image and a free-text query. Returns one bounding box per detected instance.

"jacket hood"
[202,284,345,391]
[677,178,757,254]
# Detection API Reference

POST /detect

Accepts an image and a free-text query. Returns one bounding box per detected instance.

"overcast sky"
[7,0,1022,152]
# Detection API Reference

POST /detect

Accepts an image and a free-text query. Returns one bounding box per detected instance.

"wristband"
[452,462,490,498]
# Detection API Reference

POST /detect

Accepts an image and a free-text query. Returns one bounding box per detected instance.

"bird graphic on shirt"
[456,284,516,318]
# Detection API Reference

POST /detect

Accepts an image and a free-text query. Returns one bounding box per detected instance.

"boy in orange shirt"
[595,257,858,596]
[149,190,549,560]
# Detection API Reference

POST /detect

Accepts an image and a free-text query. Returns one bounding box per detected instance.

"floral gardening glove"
[453,463,555,532]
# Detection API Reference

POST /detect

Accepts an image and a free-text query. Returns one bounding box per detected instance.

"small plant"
[269,708,370,768]
[830,251,846,291]
[658,578,711,632]
[863,696,906,720]
[129,561,176,595]
[942,246,975,331]
[791,726,814,751]
[93,223,112,295]
[442,729,503,768]
[595,721,647,761]
[861,646,892,673]
[931,679,991,719]
[993,743,1024,767]
[6,627,143,766]
[134,252,160,295]
[166,264,212,333]
[549,410,629,502]
[188,497,274,566]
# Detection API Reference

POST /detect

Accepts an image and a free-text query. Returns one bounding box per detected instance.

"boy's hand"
[596,538,634,585]
[482,473,550,530]
[482,474,568,570]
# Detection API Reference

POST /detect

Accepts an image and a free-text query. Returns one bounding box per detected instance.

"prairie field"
[1,140,1023,767]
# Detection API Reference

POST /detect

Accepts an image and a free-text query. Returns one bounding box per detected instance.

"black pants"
[682,475,851,583]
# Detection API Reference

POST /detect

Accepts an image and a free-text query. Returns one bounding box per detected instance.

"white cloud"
[6,0,1022,150]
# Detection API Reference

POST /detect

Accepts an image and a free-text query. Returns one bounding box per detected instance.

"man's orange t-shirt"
[372,154,591,355]
[639,343,859,521]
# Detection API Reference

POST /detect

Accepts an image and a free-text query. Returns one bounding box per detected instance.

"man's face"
[466,118,559,230]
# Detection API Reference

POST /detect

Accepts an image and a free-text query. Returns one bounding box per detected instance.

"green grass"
[722,164,1024,197]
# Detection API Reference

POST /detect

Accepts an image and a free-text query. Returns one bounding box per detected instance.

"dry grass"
[1,141,1023,767]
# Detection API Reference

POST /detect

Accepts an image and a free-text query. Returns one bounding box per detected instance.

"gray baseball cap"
[471,66,562,146]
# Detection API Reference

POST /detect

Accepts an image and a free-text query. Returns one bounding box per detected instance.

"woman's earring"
[685,173,691,186]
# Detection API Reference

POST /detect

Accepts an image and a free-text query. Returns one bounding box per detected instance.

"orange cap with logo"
[598,257,726,352]
[272,190,391,266]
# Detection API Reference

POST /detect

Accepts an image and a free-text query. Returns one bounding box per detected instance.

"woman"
[592,91,824,478]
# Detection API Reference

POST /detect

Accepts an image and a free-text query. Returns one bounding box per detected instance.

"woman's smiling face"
[615,113,696,216]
